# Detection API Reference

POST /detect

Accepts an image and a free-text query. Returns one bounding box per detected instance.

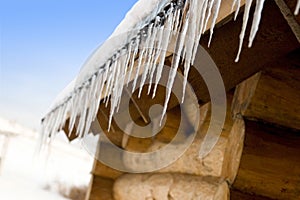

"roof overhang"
[40,0,300,142]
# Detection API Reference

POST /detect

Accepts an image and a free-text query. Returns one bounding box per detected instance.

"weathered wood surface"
[122,94,245,184]
[191,0,299,103]
[231,189,274,200]
[233,120,300,200]
[276,0,300,42]
[221,117,245,184]
[231,73,261,117]
[284,0,300,24]
[113,174,229,200]
[87,175,114,200]
[244,61,300,130]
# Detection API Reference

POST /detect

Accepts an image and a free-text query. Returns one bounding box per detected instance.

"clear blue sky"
[0,0,138,130]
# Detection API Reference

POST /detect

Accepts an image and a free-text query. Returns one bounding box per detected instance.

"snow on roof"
[41,0,300,143]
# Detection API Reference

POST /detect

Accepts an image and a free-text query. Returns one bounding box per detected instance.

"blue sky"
[0,0,138,129]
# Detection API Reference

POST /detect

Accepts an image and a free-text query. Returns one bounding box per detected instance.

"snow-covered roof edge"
[41,0,300,143]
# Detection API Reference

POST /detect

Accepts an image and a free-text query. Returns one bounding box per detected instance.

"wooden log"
[244,63,300,130]
[123,95,245,182]
[91,103,209,179]
[275,0,300,42]
[92,159,123,180]
[193,0,299,103]
[87,175,114,200]
[233,120,300,200]
[222,73,261,184]
[231,73,261,117]
[231,189,274,200]
[113,173,229,200]
[221,117,245,184]
[121,103,224,175]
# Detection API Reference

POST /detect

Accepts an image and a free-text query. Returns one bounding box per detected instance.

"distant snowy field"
[0,117,93,200]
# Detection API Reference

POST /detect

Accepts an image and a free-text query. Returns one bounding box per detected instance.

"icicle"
[132,36,147,93]
[116,52,131,112]
[183,0,203,101]
[83,106,94,137]
[68,92,80,134]
[105,59,118,107]
[145,22,159,75]
[152,11,174,98]
[82,75,98,137]
[138,24,155,98]
[161,67,176,125]
[91,73,103,121]
[44,113,53,138]
[109,59,121,113]
[199,0,209,35]
[114,52,127,114]
[295,0,300,15]
[248,0,266,48]
[109,49,130,130]
[77,87,89,137]
[58,101,69,131]
[182,59,191,103]
[91,72,105,122]
[191,0,207,64]
[47,115,54,139]
[232,0,241,21]
[173,9,181,33]
[135,25,155,96]
[203,0,215,33]
[231,0,238,12]
[73,87,87,136]
[39,121,47,151]
[125,43,132,73]
[161,10,190,123]
[235,0,254,62]
[208,0,221,47]
[48,107,63,138]
[99,62,110,101]
[148,24,164,95]
[127,38,140,86]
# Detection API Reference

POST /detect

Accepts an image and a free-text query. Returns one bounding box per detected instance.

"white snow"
[0,117,93,200]
[41,0,300,146]
[0,117,36,138]
[0,175,68,200]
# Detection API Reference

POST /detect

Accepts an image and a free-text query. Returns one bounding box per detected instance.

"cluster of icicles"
[41,0,300,143]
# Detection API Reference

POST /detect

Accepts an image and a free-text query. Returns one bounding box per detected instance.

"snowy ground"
[0,117,94,200]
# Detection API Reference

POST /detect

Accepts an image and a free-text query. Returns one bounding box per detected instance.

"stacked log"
[113,174,229,200]
[87,72,261,199]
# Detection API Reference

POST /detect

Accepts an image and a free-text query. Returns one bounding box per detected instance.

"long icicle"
[127,38,140,86]
[203,0,215,33]
[295,0,300,15]
[232,0,241,20]
[235,0,254,62]
[148,24,164,95]
[161,8,190,124]
[152,9,174,98]
[138,24,155,98]
[208,0,221,47]
[248,0,266,48]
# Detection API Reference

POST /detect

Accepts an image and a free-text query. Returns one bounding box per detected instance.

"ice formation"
[41,0,300,143]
